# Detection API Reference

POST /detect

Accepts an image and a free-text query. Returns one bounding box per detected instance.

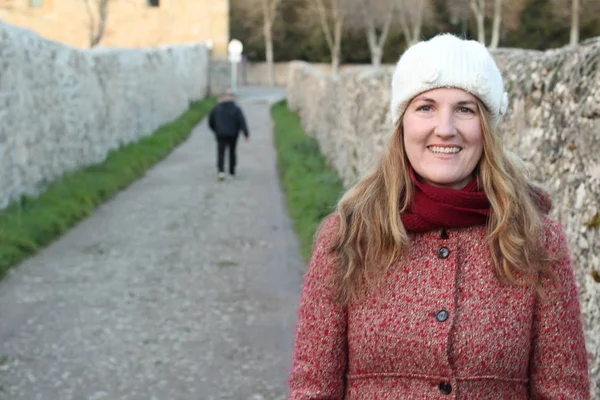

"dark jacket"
[208,101,249,138]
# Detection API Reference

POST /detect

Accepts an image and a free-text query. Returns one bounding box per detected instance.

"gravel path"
[0,88,305,400]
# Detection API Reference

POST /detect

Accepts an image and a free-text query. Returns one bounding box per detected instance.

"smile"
[428,146,461,154]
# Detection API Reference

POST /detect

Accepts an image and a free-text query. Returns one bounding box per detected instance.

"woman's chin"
[421,174,471,189]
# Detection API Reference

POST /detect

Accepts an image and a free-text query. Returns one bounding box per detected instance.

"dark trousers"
[216,135,239,175]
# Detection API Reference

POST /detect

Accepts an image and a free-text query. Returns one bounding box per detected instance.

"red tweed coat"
[288,215,589,399]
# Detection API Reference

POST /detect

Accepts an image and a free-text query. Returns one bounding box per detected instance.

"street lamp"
[227,39,243,92]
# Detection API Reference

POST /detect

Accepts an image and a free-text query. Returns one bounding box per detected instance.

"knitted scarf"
[401,168,490,233]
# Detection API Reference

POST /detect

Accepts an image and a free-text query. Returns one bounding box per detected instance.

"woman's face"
[402,88,483,190]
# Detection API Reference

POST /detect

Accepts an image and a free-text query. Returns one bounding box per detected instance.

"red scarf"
[401,168,490,233]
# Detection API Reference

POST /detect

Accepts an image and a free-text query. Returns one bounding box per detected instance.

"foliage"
[271,101,345,261]
[231,0,600,63]
[585,212,600,229]
[504,0,570,49]
[0,98,216,280]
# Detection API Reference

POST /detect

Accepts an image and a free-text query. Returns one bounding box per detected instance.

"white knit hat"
[390,34,509,126]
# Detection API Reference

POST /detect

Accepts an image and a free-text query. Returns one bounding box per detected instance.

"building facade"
[0,0,229,56]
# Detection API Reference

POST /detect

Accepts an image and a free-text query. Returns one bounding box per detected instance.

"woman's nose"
[434,112,457,137]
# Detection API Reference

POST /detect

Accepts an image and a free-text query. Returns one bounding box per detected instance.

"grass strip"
[271,100,345,262]
[0,97,216,279]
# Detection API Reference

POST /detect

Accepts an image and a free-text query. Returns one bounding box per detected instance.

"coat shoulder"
[538,215,580,301]
[313,213,341,250]
[539,215,568,252]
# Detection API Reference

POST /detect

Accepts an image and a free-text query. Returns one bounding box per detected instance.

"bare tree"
[261,0,282,86]
[570,0,580,45]
[551,0,599,46]
[231,0,285,84]
[231,0,264,46]
[397,0,426,47]
[469,0,519,48]
[314,0,345,73]
[489,0,503,48]
[355,0,394,66]
[83,0,109,47]
[469,0,486,44]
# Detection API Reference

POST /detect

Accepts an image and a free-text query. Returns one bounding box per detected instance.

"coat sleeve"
[529,219,590,399]
[237,106,249,138]
[208,107,216,133]
[288,215,348,399]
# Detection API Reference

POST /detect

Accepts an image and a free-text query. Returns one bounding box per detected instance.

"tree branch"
[315,0,335,51]
[377,0,394,48]
[268,0,281,24]
[83,0,97,46]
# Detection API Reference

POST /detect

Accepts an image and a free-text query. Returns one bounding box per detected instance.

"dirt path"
[0,88,304,400]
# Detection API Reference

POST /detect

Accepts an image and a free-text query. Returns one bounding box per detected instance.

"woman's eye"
[417,105,432,112]
[458,107,475,114]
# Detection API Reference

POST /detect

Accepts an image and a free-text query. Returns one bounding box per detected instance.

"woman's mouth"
[428,146,461,154]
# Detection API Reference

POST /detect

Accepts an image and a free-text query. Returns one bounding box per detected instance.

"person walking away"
[208,89,249,180]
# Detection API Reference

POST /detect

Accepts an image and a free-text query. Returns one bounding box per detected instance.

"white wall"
[0,22,210,209]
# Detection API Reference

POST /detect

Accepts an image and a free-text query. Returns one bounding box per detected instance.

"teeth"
[428,146,461,154]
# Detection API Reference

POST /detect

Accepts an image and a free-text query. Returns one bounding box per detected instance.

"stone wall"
[287,39,600,397]
[207,61,371,91]
[208,61,307,91]
[238,62,376,87]
[0,22,209,209]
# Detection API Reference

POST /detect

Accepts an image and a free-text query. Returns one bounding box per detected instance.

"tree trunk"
[570,0,580,45]
[315,0,335,70]
[262,0,281,86]
[92,2,108,47]
[470,0,486,45]
[359,0,392,66]
[399,0,423,47]
[332,11,343,73]
[398,10,411,47]
[365,25,383,66]
[314,0,344,73]
[490,0,502,49]
[264,20,275,86]
[84,0,109,47]
[410,1,424,46]
[476,12,485,44]
[371,46,382,67]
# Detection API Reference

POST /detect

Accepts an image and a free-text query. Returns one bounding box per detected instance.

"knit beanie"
[390,34,509,127]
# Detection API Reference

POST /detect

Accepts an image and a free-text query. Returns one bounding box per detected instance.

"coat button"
[439,382,452,395]
[438,246,450,259]
[436,310,449,322]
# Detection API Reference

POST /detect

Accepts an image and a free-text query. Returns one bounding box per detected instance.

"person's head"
[389,33,509,190]
[220,88,236,102]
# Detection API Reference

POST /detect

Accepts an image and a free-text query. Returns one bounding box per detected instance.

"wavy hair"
[331,98,552,304]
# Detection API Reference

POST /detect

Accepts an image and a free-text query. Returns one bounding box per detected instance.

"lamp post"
[227,39,243,93]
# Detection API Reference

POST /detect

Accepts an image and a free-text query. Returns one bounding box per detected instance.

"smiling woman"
[402,88,483,190]
[287,34,590,399]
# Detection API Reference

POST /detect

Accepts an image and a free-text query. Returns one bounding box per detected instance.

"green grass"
[0,98,216,279]
[271,100,345,261]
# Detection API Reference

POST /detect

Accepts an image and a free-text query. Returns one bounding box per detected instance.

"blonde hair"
[331,98,552,304]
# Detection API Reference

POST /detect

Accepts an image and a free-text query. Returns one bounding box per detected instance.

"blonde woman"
[288,34,589,399]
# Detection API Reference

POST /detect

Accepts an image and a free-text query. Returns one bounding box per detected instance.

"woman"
[287,34,590,399]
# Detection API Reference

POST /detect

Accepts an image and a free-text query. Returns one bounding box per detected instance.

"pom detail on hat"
[472,73,491,95]
[390,34,507,127]
[420,66,439,84]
